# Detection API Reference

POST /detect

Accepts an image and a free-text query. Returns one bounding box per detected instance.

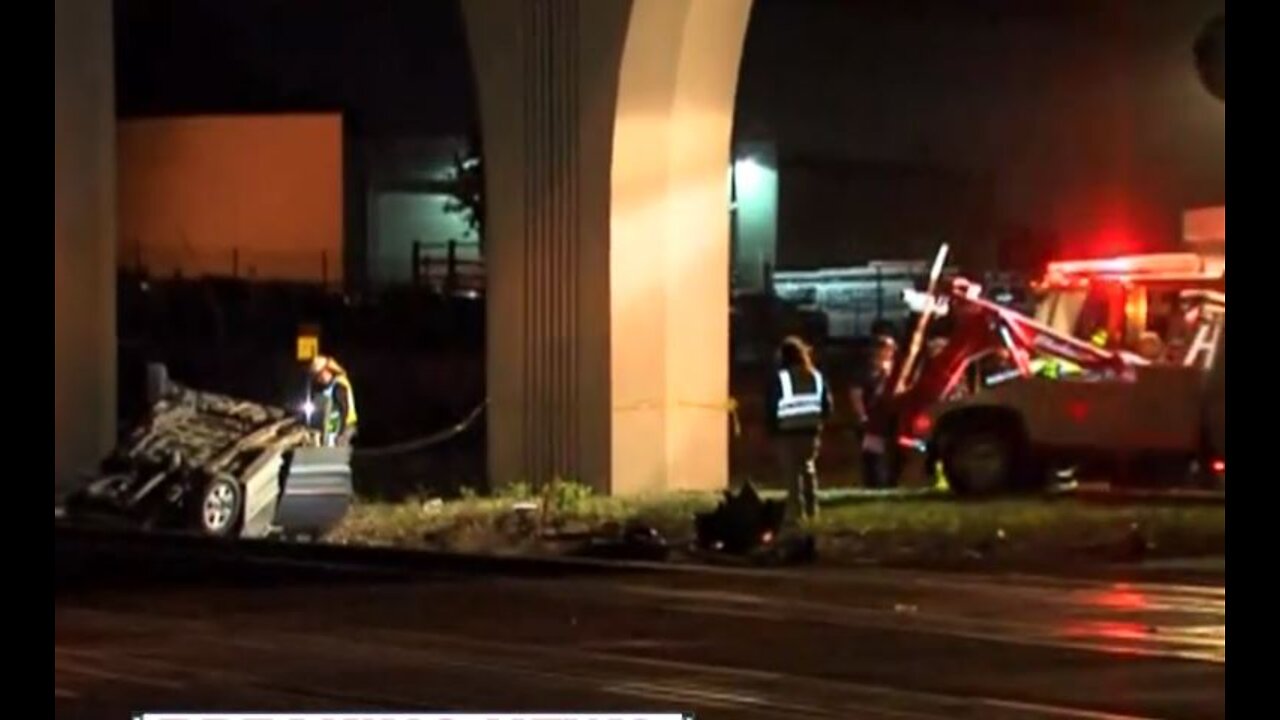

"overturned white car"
[64,379,353,539]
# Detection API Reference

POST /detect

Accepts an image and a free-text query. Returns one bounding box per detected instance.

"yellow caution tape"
[360,396,743,458]
[612,397,742,437]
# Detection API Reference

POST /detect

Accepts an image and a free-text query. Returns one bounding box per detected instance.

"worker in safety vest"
[307,355,358,447]
[765,336,833,522]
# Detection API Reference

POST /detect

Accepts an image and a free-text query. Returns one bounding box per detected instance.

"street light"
[733,156,766,194]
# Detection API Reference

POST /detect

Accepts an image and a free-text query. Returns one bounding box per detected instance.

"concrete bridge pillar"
[463,0,752,494]
[54,0,117,495]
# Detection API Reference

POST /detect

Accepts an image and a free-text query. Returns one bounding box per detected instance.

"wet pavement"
[55,562,1223,719]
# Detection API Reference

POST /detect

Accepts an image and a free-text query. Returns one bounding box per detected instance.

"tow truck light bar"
[1042,253,1216,287]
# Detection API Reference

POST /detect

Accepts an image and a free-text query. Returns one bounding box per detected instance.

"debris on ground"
[572,521,671,562]
[689,483,817,566]
[694,482,787,555]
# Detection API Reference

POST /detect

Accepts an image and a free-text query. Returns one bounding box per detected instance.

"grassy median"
[330,483,1224,569]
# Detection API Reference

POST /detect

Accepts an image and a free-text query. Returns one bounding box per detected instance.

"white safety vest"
[776,369,826,430]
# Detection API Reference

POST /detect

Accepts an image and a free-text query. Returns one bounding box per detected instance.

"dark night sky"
[116,0,1225,251]
[114,0,477,136]
[736,0,1226,247]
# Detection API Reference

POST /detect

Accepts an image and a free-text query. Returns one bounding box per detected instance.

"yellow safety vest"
[322,374,358,436]
[1030,357,1082,379]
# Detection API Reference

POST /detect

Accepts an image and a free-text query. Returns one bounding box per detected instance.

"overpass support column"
[463,0,752,495]
[55,0,117,495]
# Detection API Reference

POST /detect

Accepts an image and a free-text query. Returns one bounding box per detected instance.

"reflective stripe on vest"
[777,369,824,429]
[1030,357,1082,379]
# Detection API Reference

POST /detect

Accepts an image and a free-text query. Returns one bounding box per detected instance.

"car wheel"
[196,475,243,537]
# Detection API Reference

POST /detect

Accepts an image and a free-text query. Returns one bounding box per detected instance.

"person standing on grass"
[766,336,833,523]
[851,334,898,488]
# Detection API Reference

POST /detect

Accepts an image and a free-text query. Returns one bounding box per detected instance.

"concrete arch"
[463,0,752,494]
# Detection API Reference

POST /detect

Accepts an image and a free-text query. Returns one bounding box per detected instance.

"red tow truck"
[867,246,1225,495]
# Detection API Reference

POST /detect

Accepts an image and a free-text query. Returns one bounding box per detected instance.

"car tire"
[940,423,1027,497]
[196,475,243,538]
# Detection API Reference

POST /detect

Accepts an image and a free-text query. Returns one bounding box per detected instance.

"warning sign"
[296,324,320,362]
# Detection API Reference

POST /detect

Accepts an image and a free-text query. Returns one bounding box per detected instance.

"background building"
[118,114,344,284]
[357,135,478,290]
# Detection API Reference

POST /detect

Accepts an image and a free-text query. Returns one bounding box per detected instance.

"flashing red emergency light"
[1046,253,1210,281]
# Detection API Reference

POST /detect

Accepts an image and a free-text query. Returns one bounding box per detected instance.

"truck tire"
[940,422,1027,496]
[195,475,243,538]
